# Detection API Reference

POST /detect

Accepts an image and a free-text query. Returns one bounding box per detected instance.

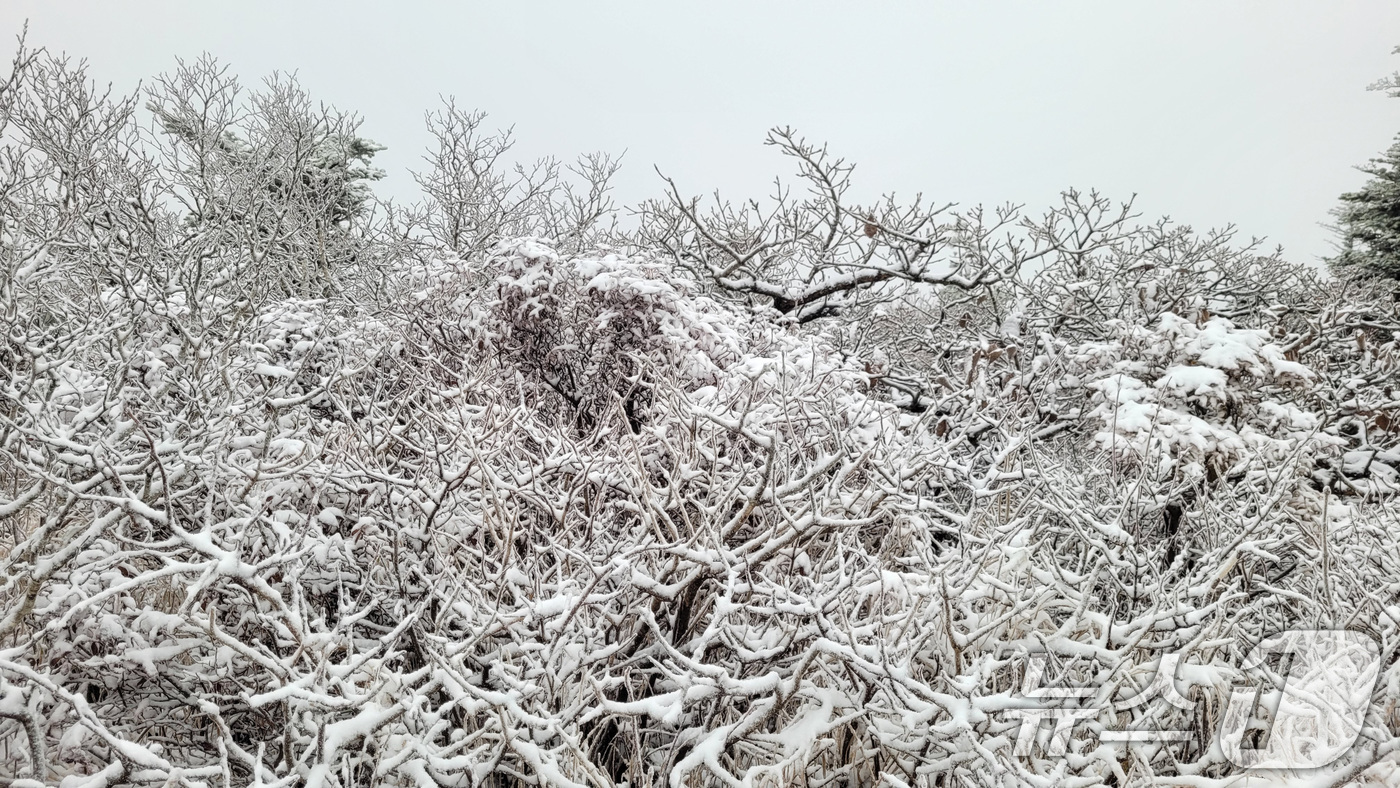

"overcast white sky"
[4,2,1399,265]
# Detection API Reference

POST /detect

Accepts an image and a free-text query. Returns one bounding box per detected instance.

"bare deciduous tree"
[413,100,623,258]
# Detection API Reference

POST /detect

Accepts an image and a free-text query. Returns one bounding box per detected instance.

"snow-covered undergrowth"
[3,45,1400,788]
[5,235,1400,788]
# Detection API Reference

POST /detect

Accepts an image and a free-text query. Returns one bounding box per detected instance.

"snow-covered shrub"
[1072,313,1320,483]
[466,239,747,432]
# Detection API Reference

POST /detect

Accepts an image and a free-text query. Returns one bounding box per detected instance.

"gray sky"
[4,1,1400,265]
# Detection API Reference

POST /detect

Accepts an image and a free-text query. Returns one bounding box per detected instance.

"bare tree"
[413,100,623,257]
[639,128,1134,323]
[143,56,387,303]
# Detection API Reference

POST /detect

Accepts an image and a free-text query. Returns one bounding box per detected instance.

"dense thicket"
[3,42,1400,788]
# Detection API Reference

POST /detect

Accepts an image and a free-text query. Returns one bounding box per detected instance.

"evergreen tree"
[1333,136,1400,278]
[1331,46,1400,278]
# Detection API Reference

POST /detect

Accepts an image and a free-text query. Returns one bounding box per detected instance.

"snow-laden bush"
[1075,312,1318,482]
[0,224,952,786]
